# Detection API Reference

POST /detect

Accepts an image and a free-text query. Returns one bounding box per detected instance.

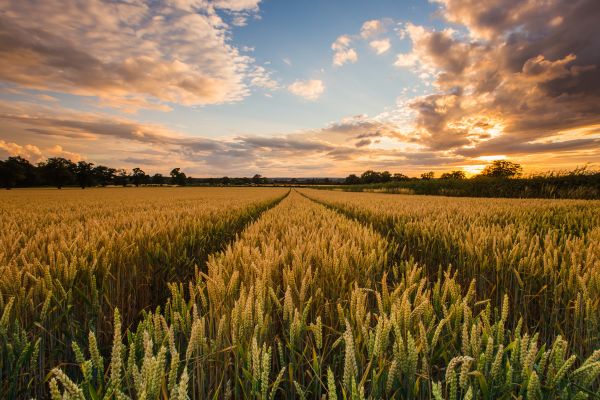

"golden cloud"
[0,0,274,111]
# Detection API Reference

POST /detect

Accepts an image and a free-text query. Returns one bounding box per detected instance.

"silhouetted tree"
[170,168,187,186]
[131,167,147,187]
[40,157,75,189]
[92,165,116,186]
[420,171,435,180]
[344,174,360,184]
[0,160,9,189]
[74,161,95,188]
[361,170,380,184]
[481,160,523,178]
[361,170,393,184]
[0,156,35,189]
[114,169,130,187]
[151,173,165,186]
[392,173,409,181]
[221,176,230,185]
[252,174,264,185]
[441,170,466,179]
[15,156,36,186]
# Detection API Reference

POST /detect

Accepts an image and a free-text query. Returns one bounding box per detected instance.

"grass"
[321,172,600,199]
[0,187,288,398]
[1,188,599,398]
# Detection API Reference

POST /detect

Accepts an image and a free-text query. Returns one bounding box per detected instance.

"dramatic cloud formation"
[0,0,598,176]
[287,80,325,101]
[0,0,273,111]
[391,0,600,163]
[331,35,358,66]
[3,94,596,177]
[0,100,457,176]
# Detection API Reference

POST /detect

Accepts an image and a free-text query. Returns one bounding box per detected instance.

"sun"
[462,164,485,176]
[478,155,506,162]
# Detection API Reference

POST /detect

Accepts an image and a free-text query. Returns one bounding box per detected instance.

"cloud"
[212,0,262,27]
[457,136,600,158]
[122,157,167,166]
[211,0,261,11]
[0,100,459,176]
[4,98,594,176]
[249,66,280,90]
[0,140,81,162]
[334,19,393,65]
[0,100,342,174]
[2,1,599,176]
[355,139,372,147]
[394,24,470,77]
[0,100,222,152]
[389,0,600,162]
[369,39,391,54]
[360,20,384,39]
[0,0,274,111]
[333,48,358,67]
[314,115,411,143]
[287,79,325,101]
[0,140,42,161]
[331,35,358,66]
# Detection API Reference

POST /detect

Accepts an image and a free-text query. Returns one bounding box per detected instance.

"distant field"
[321,173,600,199]
[1,188,599,399]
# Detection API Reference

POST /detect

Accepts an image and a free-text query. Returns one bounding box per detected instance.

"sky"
[0,0,599,177]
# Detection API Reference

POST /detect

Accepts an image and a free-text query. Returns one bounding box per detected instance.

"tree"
[170,168,187,186]
[252,174,264,185]
[114,169,130,187]
[345,174,361,184]
[92,165,116,186]
[380,171,392,182]
[360,170,380,184]
[392,173,409,181]
[0,160,14,189]
[40,157,75,189]
[221,176,230,185]
[440,170,466,179]
[151,173,165,186]
[131,167,147,187]
[13,156,36,186]
[0,156,35,189]
[74,161,95,188]
[480,160,523,178]
[421,171,435,180]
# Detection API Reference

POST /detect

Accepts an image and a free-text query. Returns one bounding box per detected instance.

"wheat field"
[1,188,599,399]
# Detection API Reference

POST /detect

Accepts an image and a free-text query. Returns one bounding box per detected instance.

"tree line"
[336,162,600,199]
[344,160,523,184]
[0,156,277,189]
[0,156,191,189]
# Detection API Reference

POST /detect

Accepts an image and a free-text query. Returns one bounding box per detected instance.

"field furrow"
[0,187,288,398]
[45,190,600,399]
[300,189,600,357]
